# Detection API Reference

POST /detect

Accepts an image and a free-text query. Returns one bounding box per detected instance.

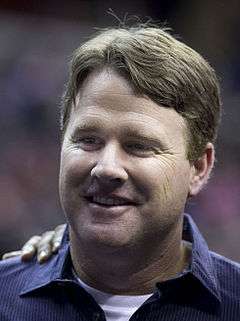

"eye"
[80,137,97,144]
[70,135,102,151]
[127,143,149,150]
[125,142,154,156]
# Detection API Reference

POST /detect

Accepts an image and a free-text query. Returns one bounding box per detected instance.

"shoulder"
[0,253,64,320]
[0,256,35,318]
[210,251,240,301]
[0,256,36,293]
[0,255,26,276]
[211,250,240,278]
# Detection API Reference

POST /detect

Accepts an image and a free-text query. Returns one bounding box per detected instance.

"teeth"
[92,196,128,206]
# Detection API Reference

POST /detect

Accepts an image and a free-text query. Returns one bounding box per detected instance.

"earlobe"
[188,143,215,197]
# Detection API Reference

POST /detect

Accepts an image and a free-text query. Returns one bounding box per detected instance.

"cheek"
[164,167,190,207]
[60,148,94,188]
[139,157,191,203]
[59,149,95,212]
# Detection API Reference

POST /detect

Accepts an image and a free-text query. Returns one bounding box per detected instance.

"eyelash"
[70,136,102,146]
[125,142,153,152]
[77,137,98,144]
[70,136,156,155]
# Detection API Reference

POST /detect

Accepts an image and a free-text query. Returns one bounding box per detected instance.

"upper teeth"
[93,196,128,206]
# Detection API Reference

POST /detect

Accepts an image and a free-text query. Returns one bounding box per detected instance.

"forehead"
[68,68,187,141]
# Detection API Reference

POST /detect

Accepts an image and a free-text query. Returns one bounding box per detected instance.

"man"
[1,24,240,321]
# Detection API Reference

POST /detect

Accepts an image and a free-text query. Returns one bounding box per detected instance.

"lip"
[84,193,139,206]
[82,194,138,217]
[86,201,135,217]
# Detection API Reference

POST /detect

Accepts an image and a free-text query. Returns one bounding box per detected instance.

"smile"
[85,195,136,207]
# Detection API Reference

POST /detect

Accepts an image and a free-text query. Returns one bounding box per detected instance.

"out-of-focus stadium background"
[1,0,240,261]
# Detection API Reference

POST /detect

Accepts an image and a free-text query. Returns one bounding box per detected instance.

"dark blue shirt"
[1,214,240,321]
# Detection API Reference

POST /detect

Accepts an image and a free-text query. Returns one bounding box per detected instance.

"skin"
[2,225,66,262]
[60,68,214,294]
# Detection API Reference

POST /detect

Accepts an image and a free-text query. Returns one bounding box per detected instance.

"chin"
[70,221,138,251]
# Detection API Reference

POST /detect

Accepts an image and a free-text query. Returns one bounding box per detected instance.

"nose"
[91,142,128,185]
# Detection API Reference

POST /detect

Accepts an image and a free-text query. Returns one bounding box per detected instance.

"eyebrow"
[121,127,169,148]
[71,120,105,134]
[71,121,169,148]
[73,121,164,136]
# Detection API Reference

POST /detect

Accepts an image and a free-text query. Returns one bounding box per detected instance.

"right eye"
[70,136,102,151]
[79,137,97,144]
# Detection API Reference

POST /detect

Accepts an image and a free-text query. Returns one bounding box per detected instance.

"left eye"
[127,143,149,150]
[125,142,154,155]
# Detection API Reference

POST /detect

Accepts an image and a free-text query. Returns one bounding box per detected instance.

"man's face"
[59,68,194,250]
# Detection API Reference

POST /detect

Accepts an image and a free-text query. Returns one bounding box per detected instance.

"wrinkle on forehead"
[75,68,186,123]
[75,96,187,136]
[72,67,188,151]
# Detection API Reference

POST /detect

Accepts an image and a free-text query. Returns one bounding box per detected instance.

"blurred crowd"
[0,0,240,261]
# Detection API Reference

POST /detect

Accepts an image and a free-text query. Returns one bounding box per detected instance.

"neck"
[69,220,191,295]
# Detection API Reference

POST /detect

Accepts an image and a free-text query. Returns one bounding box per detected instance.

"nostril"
[110,177,122,183]
[85,196,93,203]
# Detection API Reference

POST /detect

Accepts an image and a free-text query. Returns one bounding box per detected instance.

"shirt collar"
[182,213,221,303]
[20,214,221,305]
[20,226,72,296]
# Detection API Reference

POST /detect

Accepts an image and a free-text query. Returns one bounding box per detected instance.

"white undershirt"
[73,241,192,321]
[76,276,153,321]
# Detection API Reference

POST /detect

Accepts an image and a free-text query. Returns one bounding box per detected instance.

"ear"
[188,143,215,196]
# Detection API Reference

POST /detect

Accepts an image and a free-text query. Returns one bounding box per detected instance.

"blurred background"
[0,0,240,261]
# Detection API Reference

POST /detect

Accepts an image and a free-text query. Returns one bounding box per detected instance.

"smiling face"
[59,68,197,251]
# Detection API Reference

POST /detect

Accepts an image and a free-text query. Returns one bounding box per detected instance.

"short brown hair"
[61,26,221,161]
